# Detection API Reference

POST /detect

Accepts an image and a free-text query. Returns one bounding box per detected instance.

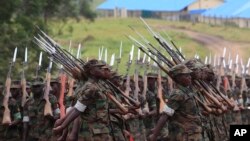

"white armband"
[66,107,73,114]
[74,101,86,112]
[23,116,30,122]
[162,104,175,116]
[54,108,60,115]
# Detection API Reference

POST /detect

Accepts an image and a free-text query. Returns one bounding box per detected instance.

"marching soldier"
[53,59,113,141]
[1,80,22,141]
[24,77,59,141]
[149,64,203,141]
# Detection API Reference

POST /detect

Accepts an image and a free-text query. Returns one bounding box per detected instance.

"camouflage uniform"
[25,93,58,141]
[109,93,126,141]
[76,79,112,141]
[167,85,202,141]
[0,81,22,141]
[143,90,157,136]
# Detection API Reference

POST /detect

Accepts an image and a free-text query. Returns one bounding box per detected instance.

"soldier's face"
[31,85,44,94]
[101,67,112,79]
[191,69,202,80]
[175,74,192,86]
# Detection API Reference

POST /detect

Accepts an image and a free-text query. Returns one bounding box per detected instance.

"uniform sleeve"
[146,91,157,109]
[49,94,60,116]
[167,89,185,110]
[76,82,98,106]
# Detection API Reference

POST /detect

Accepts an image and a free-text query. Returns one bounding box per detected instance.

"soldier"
[1,80,22,141]
[53,59,113,141]
[142,73,157,137]
[149,64,202,141]
[24,77,59,141]
[108,72,127,141]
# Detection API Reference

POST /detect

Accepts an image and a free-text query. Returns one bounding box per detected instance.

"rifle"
[35,52,43,79]
[124,53,132,105]
[67,77,75,97]
[2,47,17,124]
[21,47,29,107]
[142,62,149,113]
[115,41,122,72]
[43,59,53,116]
[59,66,67,118]
[157,70,165,113]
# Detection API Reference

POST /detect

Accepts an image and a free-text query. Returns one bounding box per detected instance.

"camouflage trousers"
[79,133,113,141]
[111,123,126,141]
[168,132,202,141]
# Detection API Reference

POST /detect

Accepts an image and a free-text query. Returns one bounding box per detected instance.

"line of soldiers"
[1,57,250,141]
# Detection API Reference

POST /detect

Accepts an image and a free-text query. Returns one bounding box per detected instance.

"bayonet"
[119,41,122,59]
[76,44,81,59]
[104,48,107,63]
[110,53,115,66]
[2,47,18,124]
[205,56,208,64]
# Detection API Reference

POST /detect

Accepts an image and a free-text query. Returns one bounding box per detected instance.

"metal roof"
[202,0,250,18]
[97,0,196,12]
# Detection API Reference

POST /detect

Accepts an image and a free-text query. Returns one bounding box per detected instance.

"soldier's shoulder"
[169,89,185,101]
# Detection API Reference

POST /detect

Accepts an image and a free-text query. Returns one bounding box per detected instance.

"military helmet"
[11,80,21,89]
[84,59,107,70]
[169,64,192,77]
[147,72,157,78]
[31,77,44,86]
[184,59,205,70]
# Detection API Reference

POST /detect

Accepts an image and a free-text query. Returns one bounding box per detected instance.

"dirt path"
[157,26,250,61]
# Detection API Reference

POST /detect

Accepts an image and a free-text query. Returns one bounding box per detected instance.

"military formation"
[1,20,250,141]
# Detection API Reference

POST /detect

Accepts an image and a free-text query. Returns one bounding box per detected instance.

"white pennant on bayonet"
[229,59,232,69]
[13,47,18,63]
[235,54,239,65]
[100,46,104,60]
[222,47,226,58]
[246,57,250,68]
[209,52,212,65]
[104,48,108,63]
[130,45,134,63]
[110,53,115,66]
[25,47,28,63]
[98,47,101,60]
[76,44,81,59]
[148,52,151,63]
[137,48,140,61]
[39,52,43,66]
[142,53,146,64]
[119,41,122,59]
[204,56,208,64]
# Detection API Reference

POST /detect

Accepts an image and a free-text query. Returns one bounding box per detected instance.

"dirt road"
[157,26,250,62]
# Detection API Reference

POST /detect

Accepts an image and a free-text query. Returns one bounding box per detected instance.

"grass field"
[48,18,250,74]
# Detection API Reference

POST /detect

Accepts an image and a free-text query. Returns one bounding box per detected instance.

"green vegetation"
[46,18,250,75]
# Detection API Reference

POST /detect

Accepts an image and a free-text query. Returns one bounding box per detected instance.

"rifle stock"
[21,69,28,107]
[2,77,12,124]
[142,69,149,113]
[59,71,67,118]
[44,72,53,116]
[157,70,165,113]
[67,78,75,97]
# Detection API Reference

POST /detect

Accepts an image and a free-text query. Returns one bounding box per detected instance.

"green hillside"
[48,17,250,74]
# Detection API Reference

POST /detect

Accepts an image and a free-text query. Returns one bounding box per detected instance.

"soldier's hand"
[148,134,157,141]
[54,118,64,128]
[53,125,64,135]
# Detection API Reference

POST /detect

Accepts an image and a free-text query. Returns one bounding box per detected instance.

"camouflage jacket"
[168,85,202,134]
[76,79,110,135]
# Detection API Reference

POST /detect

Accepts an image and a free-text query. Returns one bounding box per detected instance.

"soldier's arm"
[9,98,22,126]
[53,83,95,134]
